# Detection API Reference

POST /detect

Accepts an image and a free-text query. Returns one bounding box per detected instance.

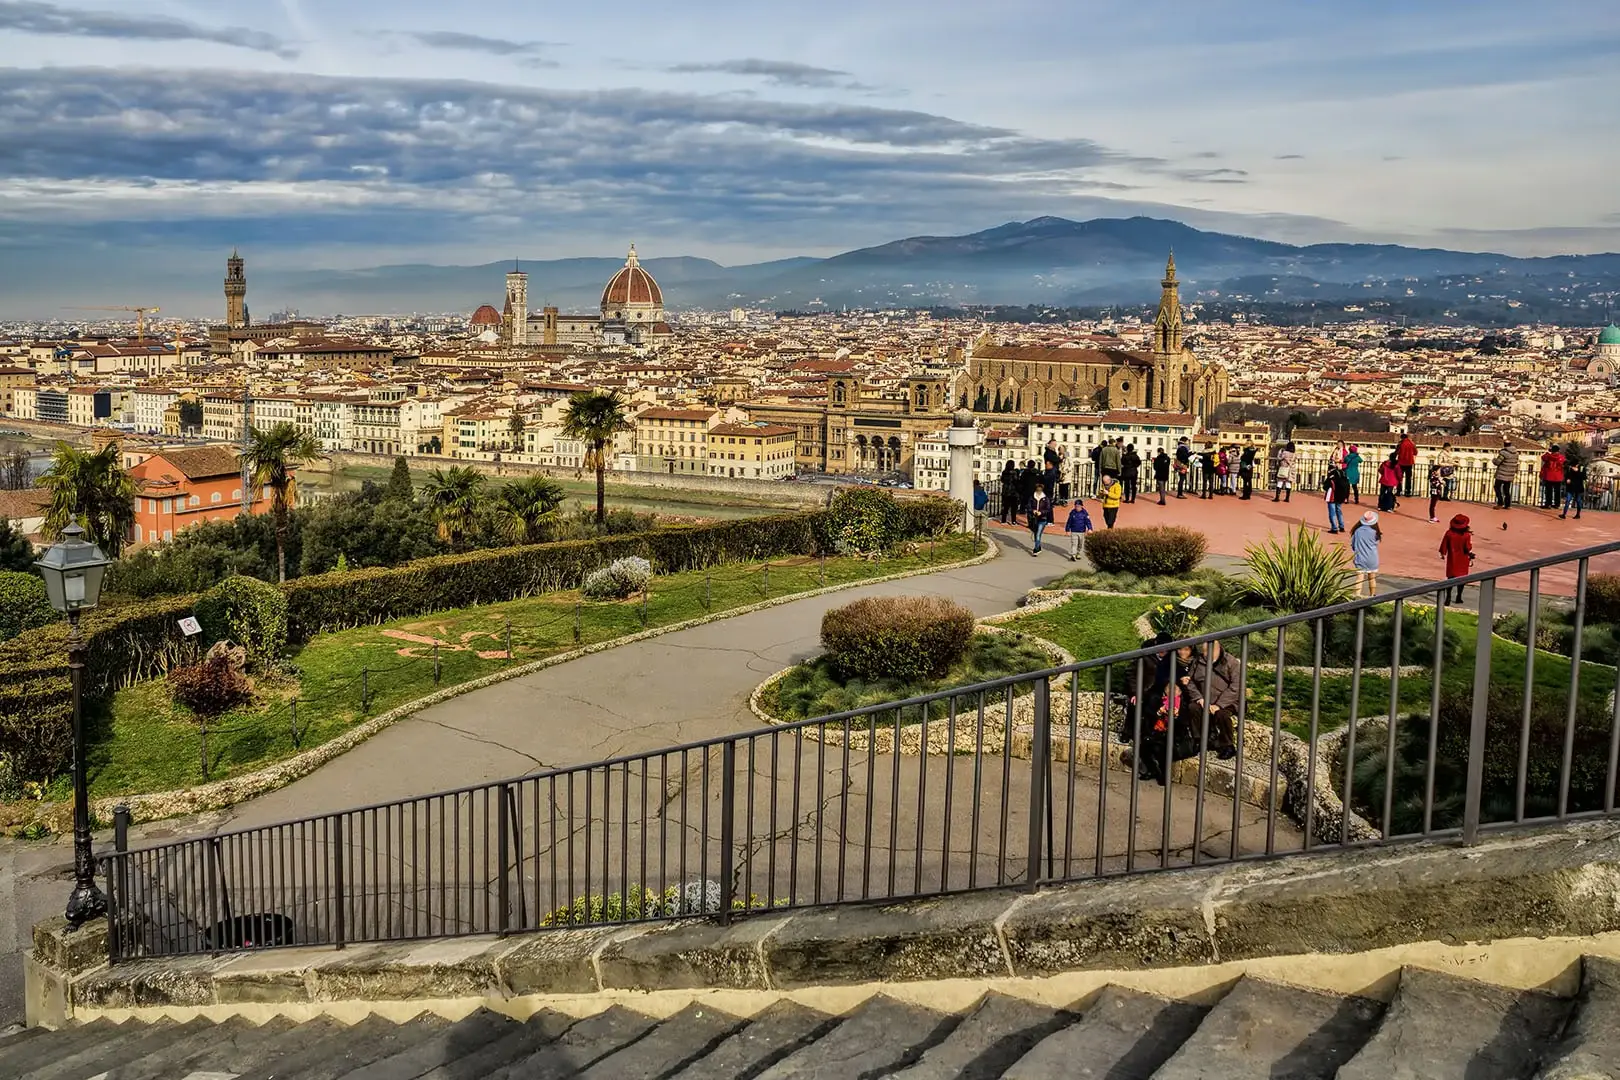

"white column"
[947,412,981,532]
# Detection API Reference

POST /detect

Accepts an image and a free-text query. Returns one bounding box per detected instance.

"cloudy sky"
[1,0,1618,312]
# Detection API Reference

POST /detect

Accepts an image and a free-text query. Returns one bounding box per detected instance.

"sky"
[1,0,1618,314]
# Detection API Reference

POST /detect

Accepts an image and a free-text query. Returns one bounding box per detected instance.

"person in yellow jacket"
[1099,473,1123,529]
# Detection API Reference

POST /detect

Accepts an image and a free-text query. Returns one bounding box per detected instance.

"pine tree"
[385,456,415,502]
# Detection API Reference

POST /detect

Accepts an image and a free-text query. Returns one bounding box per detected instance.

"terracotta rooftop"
[138,446,243,481]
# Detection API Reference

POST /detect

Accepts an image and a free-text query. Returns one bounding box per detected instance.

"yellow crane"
[66,305,161,340]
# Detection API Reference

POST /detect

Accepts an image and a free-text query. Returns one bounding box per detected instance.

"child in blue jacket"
[1065,500,1094,562]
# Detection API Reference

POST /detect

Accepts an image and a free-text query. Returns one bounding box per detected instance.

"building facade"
[707,423,796,480]
[632,407,717,475]
[129,446,275,545]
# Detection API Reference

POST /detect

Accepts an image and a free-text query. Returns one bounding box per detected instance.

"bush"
[898,495,962,539]
[820,595,976,682]
[194,576,288,671]
[581,556,653,600]
[0,571,52,642]
[1587,573,1620,624]
[1083,526,1207,577]
[819,488,906,554]
[1236,527,1354,614]
[168,656,253,718]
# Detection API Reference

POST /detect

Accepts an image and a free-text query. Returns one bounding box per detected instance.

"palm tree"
[37,442,136,556]
[496,475,565,544]
[241,423,322,582]
[507,413,526,450]
[421,466,486,546]
[560,390,629,525]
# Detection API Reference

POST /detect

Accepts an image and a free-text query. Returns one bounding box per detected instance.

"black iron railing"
[103,539,1620,961]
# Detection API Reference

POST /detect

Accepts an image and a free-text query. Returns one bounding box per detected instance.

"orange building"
[128,446,276,545]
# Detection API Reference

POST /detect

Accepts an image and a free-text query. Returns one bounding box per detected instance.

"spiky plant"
[1236,526,1355,615]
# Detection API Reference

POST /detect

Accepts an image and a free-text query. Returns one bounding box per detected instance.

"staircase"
[4,959,1616,1079]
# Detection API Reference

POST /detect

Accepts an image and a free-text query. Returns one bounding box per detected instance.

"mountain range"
[253,216,1620,316]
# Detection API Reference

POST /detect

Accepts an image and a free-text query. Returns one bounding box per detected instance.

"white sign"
[178,616,202,637]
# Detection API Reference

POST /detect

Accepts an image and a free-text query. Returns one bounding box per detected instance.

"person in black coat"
[1018,460,1040,515]
[999,461,1020,524]
[1153,448,1171,505]
[1121,444,1141,504]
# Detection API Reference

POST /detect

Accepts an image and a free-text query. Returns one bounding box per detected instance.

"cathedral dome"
[601,244,664,309]
[471,304,501,326]
[1599,325,1620,346]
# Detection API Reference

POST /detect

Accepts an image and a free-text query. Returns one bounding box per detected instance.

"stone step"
[751,996,957,1080]
[232,1015,444,1080]
[673,1000,841,1078]
[1149,977,1382,1080]
[575,1003,745,1079]
[1536,955,1620,1080]
[330,1009,523,1080]
[1002,986,1207,1080]
[1337,967,1571,1080]
[483,1004,660,1079]
[33,1016,214,1080]
[885,992,1074,1080]
[109,1016,302,1080]
[412,1010,581,1080]
[0,1018,131,1077]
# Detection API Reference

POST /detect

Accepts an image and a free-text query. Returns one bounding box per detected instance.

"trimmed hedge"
[1084,525,1207,577]
[820,596,976,682]
[195,576,288,671]
[1588,573,1620,625]
[0,571,52,642]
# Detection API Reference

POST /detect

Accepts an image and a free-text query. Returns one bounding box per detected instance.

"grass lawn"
[73,536,981,799]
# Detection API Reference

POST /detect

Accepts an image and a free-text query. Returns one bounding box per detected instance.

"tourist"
[1435,442,1457,501]
[1153,447,1171,505]
[1350,512,1381,596]
[1438,513,1475,605]
[1099,473,1123,529]
[1377,452,1401,512]
[1019,459,1040,518]
[1064,498,1093,562]
[1397,430,1418,496]
[1427,466,1445,523]
[1492,439,1519,509]
[1176,640,1239,760]
[1122,632,1178,785]
[1323,462,1350,533]
[1272,441,1296,503]
[1043,437,1063,473]
[1563,457,1587,520]
[1198,442,1217,499]
[1174,437,1192,498]
[1332,437,1349,471]
[1097,438,1122,494]
[972,479,989,515]
[1027,481,1052,555]
[1540,443,1566,510]
[1344,444,1363,504]
[1042,458,1062,508]
[1216,445,1231,494]
[999,461,1020,524]
[1121,442,1141,504]
[1238,444,1256,500]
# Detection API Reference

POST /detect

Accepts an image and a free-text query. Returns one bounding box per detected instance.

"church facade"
[960,254,1228,422]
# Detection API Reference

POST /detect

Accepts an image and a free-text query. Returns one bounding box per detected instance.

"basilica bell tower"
[224,249,248,330]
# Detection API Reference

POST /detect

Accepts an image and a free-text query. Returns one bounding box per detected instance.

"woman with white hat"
[1350,511,1381,597]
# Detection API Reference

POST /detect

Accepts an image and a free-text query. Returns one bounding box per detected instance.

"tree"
[37,441,135,556]
[421,466,486,546]
[1285,411,1311,437]
[495,475,565,544]
[0,518,34,572]
[560,390,630,525]
[508,413,527,449]
[241,423,322,582]
[1457,406,1481,435]
[177,399,203,431]
[385,456,415,502]
[0,446,28,490]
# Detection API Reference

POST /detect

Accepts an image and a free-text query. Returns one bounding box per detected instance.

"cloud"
[401,30,559,64]
[665,58,869,90]
[1274,153,1305,160]
[0,0,298,58]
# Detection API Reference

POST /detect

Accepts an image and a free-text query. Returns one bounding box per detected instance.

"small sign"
[1179,596,1207,612]
[178,616,202,637]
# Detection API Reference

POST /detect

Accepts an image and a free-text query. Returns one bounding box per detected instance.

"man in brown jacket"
[1176,639,1240,759]
[1492,440,1520,509]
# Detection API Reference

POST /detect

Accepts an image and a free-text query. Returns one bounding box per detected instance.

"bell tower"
[224,249,248,330]
[504,262,528,346]
[1153,251,1182,356]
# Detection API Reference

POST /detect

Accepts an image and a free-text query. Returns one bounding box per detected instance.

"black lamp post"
[35,523,112,928]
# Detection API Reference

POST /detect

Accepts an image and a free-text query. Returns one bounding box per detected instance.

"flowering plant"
[1147,594,1200,640]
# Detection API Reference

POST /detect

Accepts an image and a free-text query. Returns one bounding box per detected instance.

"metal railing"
[102,539,1620,961]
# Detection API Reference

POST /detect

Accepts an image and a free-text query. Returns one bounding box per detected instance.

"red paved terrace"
[991,491,1619,597]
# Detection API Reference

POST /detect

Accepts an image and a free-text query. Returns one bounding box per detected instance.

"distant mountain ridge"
[252,217,1620,315]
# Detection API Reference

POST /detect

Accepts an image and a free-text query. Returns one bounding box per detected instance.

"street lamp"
[35,523,113,927]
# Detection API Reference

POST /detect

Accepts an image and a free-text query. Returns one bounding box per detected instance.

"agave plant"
[1236,526,1354,614]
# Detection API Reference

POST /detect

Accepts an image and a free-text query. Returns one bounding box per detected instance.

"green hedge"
[0,571,52,642]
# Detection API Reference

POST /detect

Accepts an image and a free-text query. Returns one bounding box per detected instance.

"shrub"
[819,488,906,554]
[581,556,653,600]
[168,656,253,718]
[1587,573,1620,624]
[1083,526,1207,577]
[1235,527,1354,614]
[0,571,53,642]
[194,576,288,671]
[820,595,976,681]
[898,495,962,539]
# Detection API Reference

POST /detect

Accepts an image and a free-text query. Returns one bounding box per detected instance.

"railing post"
[109,804,129,963]
[504,618,513,662]
[705,570,712,612]
[290,698,300,748]
[573,601,582,644]
[433,643,441,685]
[497,782,511,935]
[361,668,369,713]
[1026,677,1051,890]
[1462,578,1496,843]
[331,814,346,949]
[719,741,736,925]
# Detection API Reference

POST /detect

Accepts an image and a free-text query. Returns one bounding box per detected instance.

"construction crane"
[66,305,161,340]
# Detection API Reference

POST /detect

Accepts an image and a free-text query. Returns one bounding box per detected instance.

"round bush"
[194,575,288,670]
[581,556,653,600]
[1587,573,1620,625]
[0,570,53,642]
[819,595,976,681]
[1083,526,1207,577]
[819,488,906,554]
[168,656,253,718]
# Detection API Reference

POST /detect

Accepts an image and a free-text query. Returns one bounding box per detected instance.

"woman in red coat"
[1438,513,1474,605]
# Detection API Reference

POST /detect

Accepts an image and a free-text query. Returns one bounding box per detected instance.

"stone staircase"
[4,959,1617,1079]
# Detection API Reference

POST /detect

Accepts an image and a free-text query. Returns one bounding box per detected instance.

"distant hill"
[252,218,1620,314]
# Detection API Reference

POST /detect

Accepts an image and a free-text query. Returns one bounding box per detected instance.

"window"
[211,492,221,504]
[189,495,200,507]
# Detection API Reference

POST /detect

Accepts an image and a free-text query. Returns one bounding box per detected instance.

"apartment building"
[66,386,113,428]
[252,395,300,431]
[130,388,181,433]
[632,407,717,475]
[706,422,796,480]
[201,391,246,443]
[128,446,274,545]
[0,367,35,415]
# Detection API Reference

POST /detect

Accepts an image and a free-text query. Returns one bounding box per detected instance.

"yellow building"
[633,407,718,475]
[707,423,796,480]
[739,372,952,477]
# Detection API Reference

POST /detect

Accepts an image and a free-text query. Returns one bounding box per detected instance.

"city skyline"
[1,0,1618,313]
